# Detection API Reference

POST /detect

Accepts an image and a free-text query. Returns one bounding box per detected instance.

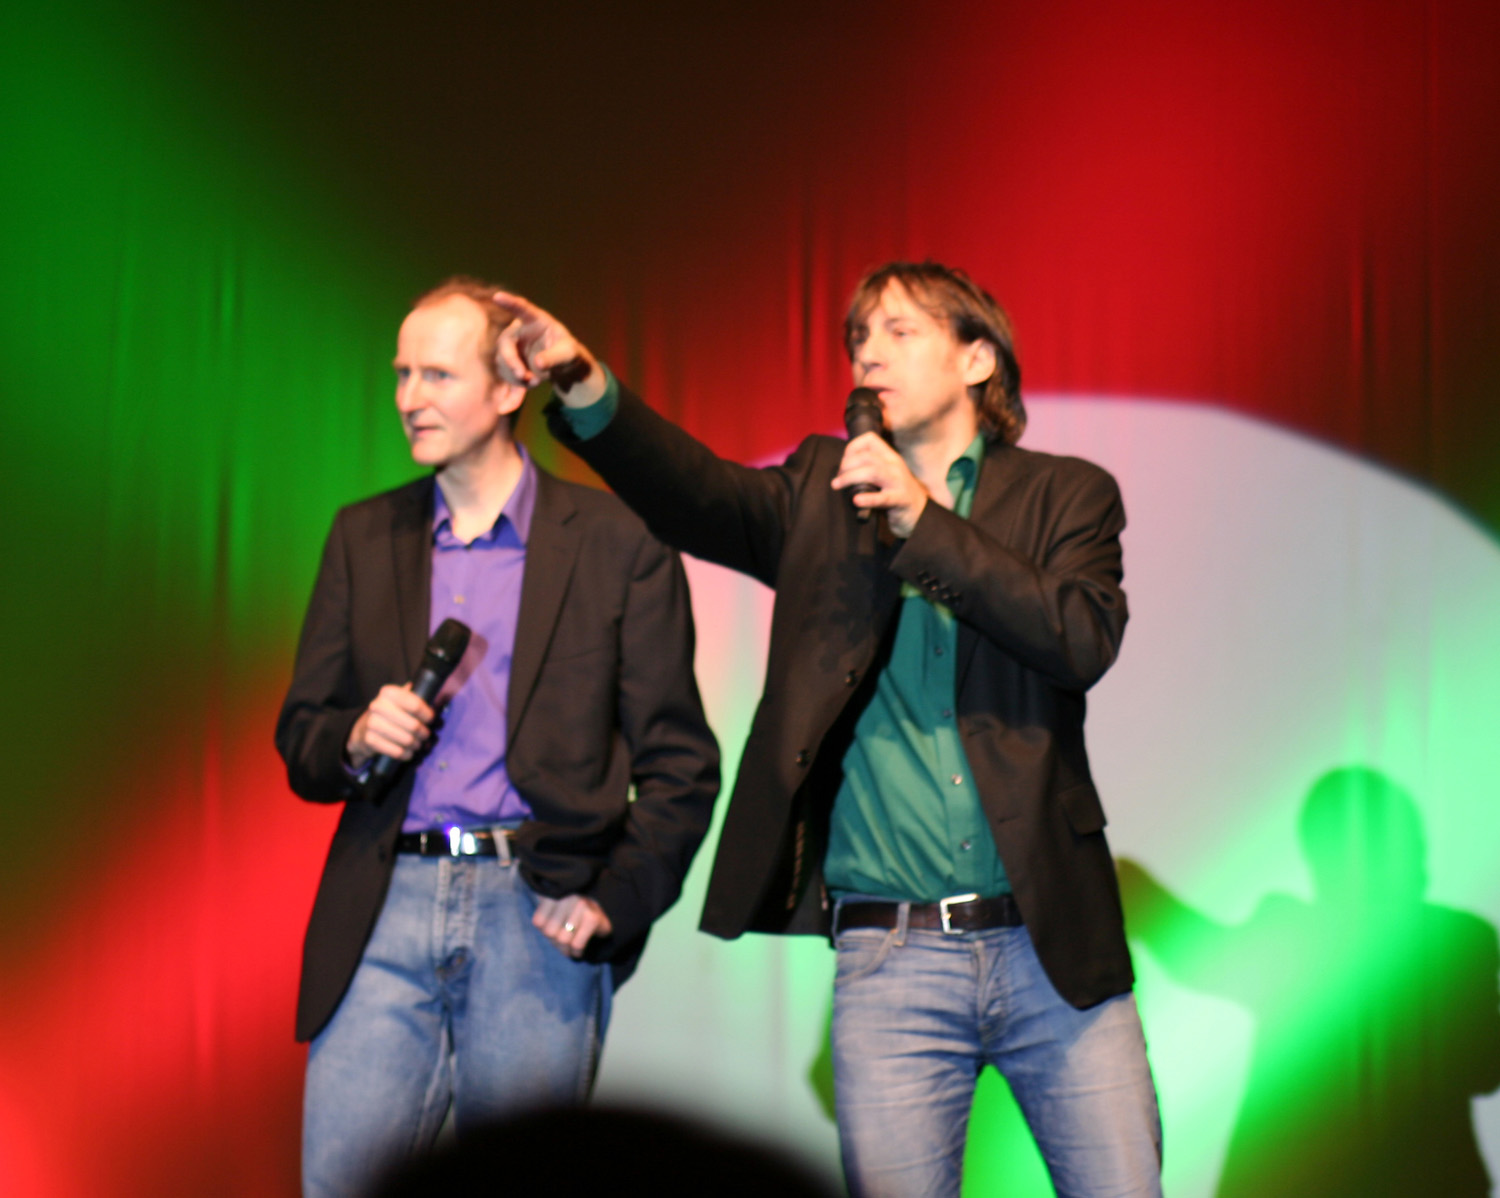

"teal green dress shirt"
[824,434,1010,902]
[557,372,1008,902]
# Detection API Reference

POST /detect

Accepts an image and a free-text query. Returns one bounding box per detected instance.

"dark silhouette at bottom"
[367,1104,838,1198]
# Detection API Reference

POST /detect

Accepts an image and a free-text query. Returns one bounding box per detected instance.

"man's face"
[393,295,523,470]
[848,281,994,445]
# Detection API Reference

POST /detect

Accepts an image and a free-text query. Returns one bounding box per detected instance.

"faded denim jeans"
[302,853,610,1198]
[832,907,1161,1198]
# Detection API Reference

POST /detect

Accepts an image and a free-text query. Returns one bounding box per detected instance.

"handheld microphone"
[366,618,472,795]
[844,386,885,523]
[548,356,594,394]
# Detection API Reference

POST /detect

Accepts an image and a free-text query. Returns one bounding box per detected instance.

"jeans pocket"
[834,927,898,987]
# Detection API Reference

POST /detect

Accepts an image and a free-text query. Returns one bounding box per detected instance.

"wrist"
[345,718,373,769]
[892,493,928,539]
[553,356,606,407]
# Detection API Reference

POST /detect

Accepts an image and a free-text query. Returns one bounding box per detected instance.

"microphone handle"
[408,662,447,706]
[846,419,881,520]
[367,662,446,786]
[844,391,884,521]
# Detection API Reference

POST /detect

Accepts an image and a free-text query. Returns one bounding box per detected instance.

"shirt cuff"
[555,363,620,441]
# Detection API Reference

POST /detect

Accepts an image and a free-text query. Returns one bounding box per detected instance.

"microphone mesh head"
[426,618,472,669]
[844,387,883,439]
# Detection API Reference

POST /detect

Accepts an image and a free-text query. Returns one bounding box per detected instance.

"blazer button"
[795,750,810,766]
[844,670,858,686]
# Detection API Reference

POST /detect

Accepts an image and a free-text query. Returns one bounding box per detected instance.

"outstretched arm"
[1116,857,1267,1000]
[1116,858,1223,944]
[493,288,812,587]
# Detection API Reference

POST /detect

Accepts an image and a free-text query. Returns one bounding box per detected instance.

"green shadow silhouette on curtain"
[1119,767,1500,1197]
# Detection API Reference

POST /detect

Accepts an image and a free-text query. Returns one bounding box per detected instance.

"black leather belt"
[395,827,512,857]
[836,892,1023,935]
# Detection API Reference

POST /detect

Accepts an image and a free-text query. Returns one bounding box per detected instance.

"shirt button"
[438,760,448,771]
[960,839,972,851]
[454,594,466,604]
[940,709,953,719]
[934,646,945,656]
[795,750,810,766]
[951,774,963,785]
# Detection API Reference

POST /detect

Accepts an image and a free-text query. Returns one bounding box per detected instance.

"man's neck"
[435,434,524,543]
[897,414,980,511]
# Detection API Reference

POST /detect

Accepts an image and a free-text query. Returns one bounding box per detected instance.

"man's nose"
[853,334,885,377]
[395,378,422,412]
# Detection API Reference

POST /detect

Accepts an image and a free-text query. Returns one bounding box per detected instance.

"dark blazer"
[549,387,1133,1010]
[275,467,719,1042]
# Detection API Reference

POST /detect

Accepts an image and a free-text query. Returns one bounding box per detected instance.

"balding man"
[276,277,718,1197]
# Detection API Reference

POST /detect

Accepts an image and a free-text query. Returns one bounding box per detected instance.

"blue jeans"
[832,910,1161,1198]
[302,853,611,1198]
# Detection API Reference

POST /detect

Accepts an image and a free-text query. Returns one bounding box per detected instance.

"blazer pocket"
[1058,782,1107,836]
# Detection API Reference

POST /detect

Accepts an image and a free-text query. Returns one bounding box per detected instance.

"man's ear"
[961,340,998,388]
[491,379,528,418]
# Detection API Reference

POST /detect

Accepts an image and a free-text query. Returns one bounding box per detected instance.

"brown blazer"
[275,467,719,1041]
[549,387,1133,1009]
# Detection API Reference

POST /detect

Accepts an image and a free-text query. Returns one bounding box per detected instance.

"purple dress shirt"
[402,451,537,832]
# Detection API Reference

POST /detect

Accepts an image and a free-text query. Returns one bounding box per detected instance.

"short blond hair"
[410,276,512,384]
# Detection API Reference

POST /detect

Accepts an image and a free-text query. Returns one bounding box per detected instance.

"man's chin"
[409,449,450,470]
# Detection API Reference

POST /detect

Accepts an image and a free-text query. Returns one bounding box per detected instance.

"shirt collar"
[431,446,537,548]
[946,434,986,506]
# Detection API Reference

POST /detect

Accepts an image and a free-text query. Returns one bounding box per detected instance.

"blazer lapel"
[390,477,435,678]
[955,442,1014,696]
[508,470,580,743]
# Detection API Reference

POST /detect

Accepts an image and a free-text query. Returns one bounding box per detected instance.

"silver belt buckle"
[938,892,980,934]
[426,825,483,856]
[448,825,480,856]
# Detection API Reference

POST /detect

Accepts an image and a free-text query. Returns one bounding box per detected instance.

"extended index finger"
[490,289,548,323]
[490,296,539,384]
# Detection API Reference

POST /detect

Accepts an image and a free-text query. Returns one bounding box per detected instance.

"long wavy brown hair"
[844,261,1026,445]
